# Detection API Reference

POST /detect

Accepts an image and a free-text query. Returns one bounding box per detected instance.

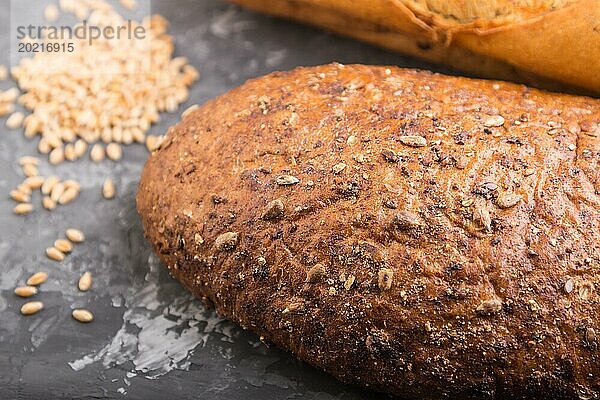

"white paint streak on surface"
[69,254,224,378]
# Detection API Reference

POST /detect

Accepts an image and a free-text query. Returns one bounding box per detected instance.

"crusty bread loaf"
[228,0,600,95]
[137,64,600,399]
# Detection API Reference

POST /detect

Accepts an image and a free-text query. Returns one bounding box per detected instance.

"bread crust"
[228,0,600,95]
[137,64,600,399]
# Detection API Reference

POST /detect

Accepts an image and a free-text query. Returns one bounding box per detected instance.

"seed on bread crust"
[378,268,394,290]
[483,115,505,127]
[476,298,503,314]
[305,263,326,283]
[496,193,522,209]
[399,135,427,147]
[344,275,356,290]
[214,232,239,251]
[276,175,299,186]
[261,199,284,220]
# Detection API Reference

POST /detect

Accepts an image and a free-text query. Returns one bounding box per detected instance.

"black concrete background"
[0,1,459,399]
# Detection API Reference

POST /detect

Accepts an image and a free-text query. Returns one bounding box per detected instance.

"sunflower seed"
[399,135,427,147]
[72,309,94,323]
[41,176,60,195]
[42,196,56,210]
[102,178,116,199]
[106,143,122,161]
[58,186,79,205]
[54,239,73,253]
[78,271,92,291]
[90,144,105,162]
[14,203,33,215]
[378,268,394,290]
[14,286,38,298]
[65,228,85,243]
[27,271,48,286]
[10,190,30,203]
[46,246,65,262]
[276,175,299,186]
[21,301,44,316]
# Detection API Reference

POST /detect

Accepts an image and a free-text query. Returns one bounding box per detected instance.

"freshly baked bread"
[137,64,600,399]
[228,0,600,95]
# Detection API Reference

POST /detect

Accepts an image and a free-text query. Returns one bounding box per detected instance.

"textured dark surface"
[136,63,600,399]
[0,1,459,399]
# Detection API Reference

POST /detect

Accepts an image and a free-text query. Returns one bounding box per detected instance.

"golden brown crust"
[228,0,600,95]
[137,64,600,399]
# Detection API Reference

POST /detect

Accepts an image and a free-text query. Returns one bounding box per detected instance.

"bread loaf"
[228,0,600,95]
[137,64,600,399]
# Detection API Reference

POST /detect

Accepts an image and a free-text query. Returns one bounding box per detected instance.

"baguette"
[137,64,600,399]
[228,0,600,95]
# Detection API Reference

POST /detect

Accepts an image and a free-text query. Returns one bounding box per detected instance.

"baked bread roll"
[228,0,600,95]
[137,64,600,399]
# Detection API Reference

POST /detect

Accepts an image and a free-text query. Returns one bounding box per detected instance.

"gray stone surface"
[0,1,456,399]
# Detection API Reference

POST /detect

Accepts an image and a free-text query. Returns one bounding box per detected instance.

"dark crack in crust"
[136,64,600,400]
